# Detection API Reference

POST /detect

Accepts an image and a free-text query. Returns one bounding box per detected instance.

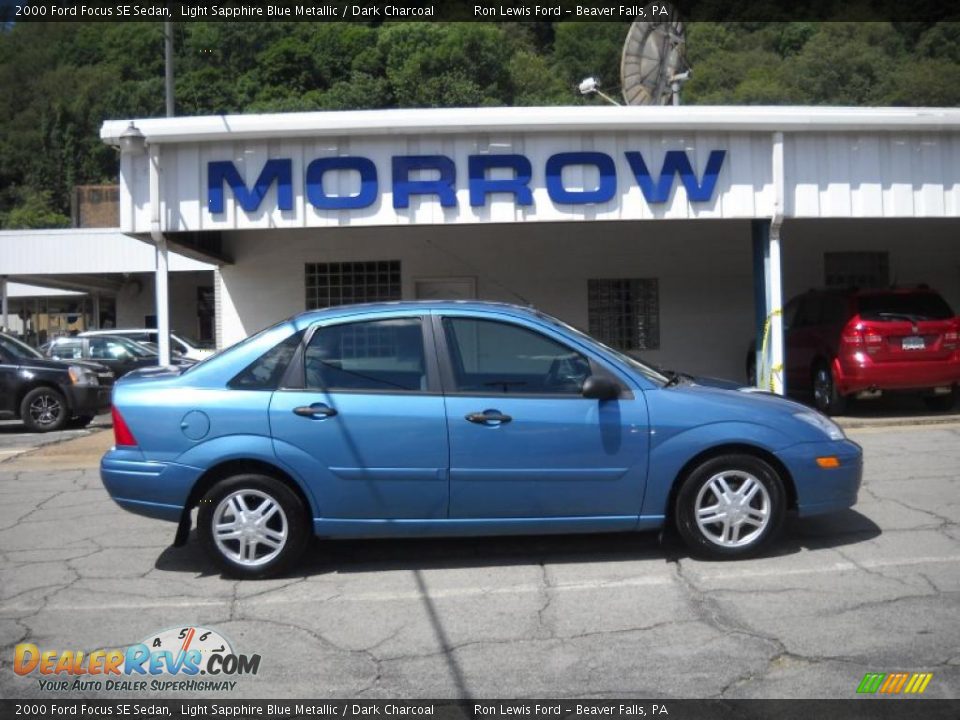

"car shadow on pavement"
[153,508,881,579]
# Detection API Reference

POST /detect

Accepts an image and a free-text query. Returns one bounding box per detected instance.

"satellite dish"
[620,6,689,106]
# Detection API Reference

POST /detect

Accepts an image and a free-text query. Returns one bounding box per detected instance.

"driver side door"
[437,313,649,521]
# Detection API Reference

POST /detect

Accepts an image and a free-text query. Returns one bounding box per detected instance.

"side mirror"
[581,375,620,401]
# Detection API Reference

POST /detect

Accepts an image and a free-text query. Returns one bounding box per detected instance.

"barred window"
[824,252,889,289]
[588,278,660,351]
[305,260,402,310]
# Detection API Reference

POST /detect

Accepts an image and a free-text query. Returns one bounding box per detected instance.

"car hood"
[642,378,837,445]
[20,356,110,373]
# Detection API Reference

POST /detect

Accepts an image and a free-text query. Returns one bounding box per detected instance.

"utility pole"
[164,21,174,117]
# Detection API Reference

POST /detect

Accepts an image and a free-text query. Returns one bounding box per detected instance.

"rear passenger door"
[269,316,450,522]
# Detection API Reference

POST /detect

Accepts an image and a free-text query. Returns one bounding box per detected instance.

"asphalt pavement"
[0,421,957,700]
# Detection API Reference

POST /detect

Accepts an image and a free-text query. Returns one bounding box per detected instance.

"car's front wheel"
[198,474,310,579]
[20,386,69,432]
[674,454,786,559]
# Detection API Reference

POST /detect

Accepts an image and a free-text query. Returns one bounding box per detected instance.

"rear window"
[857,292,954,321]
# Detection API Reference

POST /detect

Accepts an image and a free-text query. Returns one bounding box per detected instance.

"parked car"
[80,329,214,361]
[0,332,114,432]
[101,301,862,578]
[44,334,195,379]
[747,286,960,415]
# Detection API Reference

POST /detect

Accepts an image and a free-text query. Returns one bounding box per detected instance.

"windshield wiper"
[663,370,694,388]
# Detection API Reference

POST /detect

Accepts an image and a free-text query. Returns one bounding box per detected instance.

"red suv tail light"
[112,407,138,447]
[842,322,883,355]
[946,319,960,350]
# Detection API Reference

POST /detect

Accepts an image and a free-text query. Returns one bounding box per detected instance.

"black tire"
[674,454,787,560]
[812,362,847,416]
[922,388,957,413]
[20,386,69,432]
[198,473,309,579]
[67,415,95,429]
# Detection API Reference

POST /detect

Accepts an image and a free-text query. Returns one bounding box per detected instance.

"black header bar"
[2,0,958,23]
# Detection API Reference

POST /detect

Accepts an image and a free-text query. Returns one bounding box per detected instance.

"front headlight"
[794,411,845,441]
[67,366,99,386]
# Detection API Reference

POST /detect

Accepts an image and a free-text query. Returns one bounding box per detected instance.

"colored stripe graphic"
[857,673,886,693]
[858,672,932,694]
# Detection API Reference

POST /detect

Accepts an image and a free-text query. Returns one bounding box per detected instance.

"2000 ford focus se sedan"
[101,302,862,578]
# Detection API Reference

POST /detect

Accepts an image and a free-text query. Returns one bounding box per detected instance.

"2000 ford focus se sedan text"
[101,302,862,578]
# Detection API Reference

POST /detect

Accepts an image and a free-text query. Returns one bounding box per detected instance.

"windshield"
[106,335,154,357]
[857,292,954,321]
[0,333,44,360]
[535,311,670,386]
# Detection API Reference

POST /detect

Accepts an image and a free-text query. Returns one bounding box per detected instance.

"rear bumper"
[835,355,960,395]
[100,449,202,522]
[65,385,112,416]
[778,439,863,517]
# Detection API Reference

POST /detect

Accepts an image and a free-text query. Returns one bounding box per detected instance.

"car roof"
[295,300,542,324]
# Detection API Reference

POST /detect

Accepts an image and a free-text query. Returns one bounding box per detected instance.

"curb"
[837,415,960,430]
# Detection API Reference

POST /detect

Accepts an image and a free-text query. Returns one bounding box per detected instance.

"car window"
[821,293,848,326]
[781,297,801,330]
[228,331,303,390]
[304,318,427,393]
[50,339,83,360]
[793,294,823,328]
[0,334,43,360]
[856,292,954,321]
[89,337,135,360]
[442,317,592,395]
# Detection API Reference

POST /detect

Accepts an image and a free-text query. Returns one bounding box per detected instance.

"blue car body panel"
[100,301,863,542]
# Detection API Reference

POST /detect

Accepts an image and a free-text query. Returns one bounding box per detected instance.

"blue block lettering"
[545,152,617,205]
[625,150,726,203]
[306,157,378,210]
[468,154,533,207]
[392,156,457,209]
[208,159,293,213]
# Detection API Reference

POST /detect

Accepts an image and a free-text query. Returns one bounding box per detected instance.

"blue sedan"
[101,302,862,578]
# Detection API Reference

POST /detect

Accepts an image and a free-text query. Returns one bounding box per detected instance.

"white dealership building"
[7,105,959,392]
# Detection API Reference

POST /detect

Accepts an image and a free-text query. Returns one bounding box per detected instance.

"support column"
[149,143,171,366]
[91,293,101,330]
[0,275,7,332]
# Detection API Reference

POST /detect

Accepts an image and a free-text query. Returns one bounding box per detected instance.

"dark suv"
[0,333,114,432]
[755,286,959,415]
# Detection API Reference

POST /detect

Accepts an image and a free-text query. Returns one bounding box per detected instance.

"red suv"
[779,286,960,415]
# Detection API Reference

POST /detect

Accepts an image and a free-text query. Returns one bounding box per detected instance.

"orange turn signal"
[816,456,840,469]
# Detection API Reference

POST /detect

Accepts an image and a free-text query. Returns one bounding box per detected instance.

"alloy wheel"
[694,470,771,548]
[212,489,288,567]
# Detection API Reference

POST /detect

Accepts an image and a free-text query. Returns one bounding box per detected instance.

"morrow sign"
[207,150,726,214]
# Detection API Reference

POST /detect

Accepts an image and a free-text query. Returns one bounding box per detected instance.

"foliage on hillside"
[1,20,958,226]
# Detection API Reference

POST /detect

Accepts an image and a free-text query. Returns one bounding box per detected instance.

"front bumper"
[100,449,203,522]
[778,439,863,517]
[65,384,112,416]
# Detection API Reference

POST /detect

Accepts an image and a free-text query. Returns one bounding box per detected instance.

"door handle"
[293,404,338,419]
[466,411,512,425]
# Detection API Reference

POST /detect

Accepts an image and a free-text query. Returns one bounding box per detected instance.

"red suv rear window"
[856,292,954,321]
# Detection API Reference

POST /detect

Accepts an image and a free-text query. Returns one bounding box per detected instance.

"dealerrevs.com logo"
[14,626,260,693]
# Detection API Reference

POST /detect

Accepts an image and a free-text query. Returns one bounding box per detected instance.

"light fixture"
[578,77,621,107]
[118,122,146,154]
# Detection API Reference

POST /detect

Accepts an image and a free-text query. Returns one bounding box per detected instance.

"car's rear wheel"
[922,387,957,413]
[812,362,847,416]
[20,387,69,432]
[674,454,786,559]
[198,474,309,579]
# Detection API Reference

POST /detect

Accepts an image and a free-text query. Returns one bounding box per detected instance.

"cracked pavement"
[0,423,958,700]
